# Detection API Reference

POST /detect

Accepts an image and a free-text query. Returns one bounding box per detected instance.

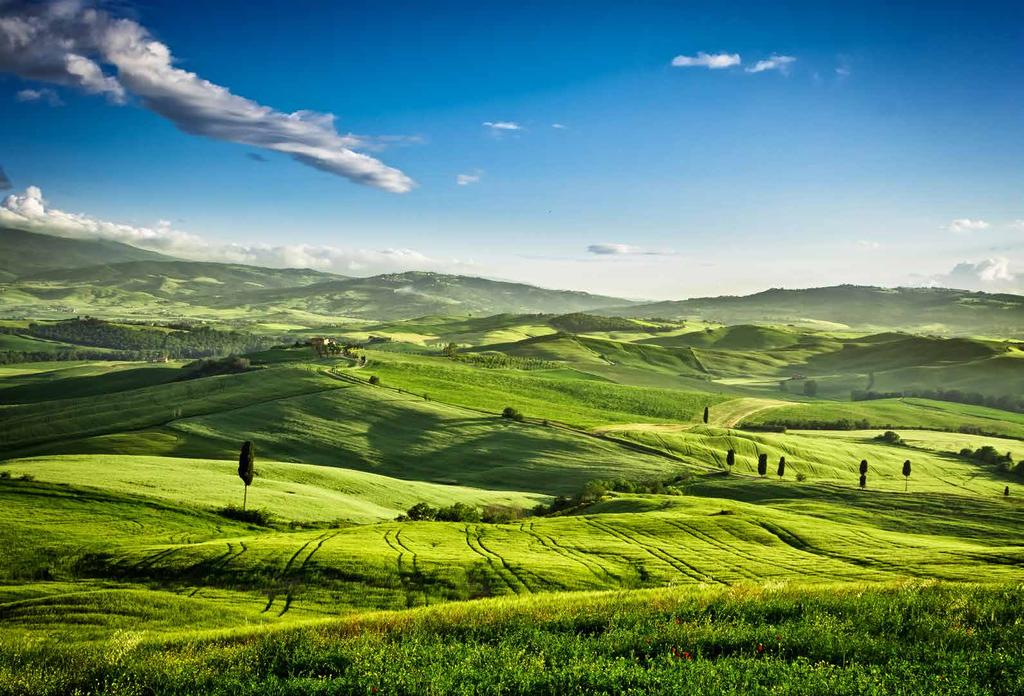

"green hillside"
[0,227,173,281]
[604,285,1024,337]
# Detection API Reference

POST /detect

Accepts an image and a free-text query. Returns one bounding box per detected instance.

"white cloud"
[1009,220,1024,231]
[587,243,675,257]
[929,258,1020,292]
[15,87,62,105]
[551,123,567,129]
[746,55,796,74]
[670,52,741,69]
[483,121,521,131]
[456,171,481,186]
[0,1,413,192]
[0,186,466,275]
[945,218,990,233]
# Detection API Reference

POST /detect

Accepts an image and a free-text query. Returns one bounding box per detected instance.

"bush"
[795,472,808,482]
[436,503,482,523]
[0,471,10,480]
[874,430,904,445]
[368,375,380,385]
[481,505,524,524]
[502,406,524,422]
[217,505,274,526]
[803,380,819,397]
[18,473,35,482]
[406,502,439,521]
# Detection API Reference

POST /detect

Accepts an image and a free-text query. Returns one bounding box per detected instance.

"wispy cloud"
[0,185,468,275]
[670,52,741,69]
[456,171,482,186]
[551,123,567,129]
[483,121,522,132]
[15,87,63,105]
[587,243,675,257]
[856,240,881,250]
[0,1,414,192]
[746,55,796,74]
[945,218,990,233]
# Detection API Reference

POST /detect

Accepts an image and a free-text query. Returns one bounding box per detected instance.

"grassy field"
[3,315,1024,693]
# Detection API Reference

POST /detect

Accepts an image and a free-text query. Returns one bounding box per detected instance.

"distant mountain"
[25,260,346,299]
[598,285,1024,337]
[0,232,634,319]
[215,271,634,320]
[0,227,174,280]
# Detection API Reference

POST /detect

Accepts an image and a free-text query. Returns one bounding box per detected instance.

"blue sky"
[1,0,1022,298]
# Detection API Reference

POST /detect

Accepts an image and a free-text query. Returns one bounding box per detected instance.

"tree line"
[20,318,275,358]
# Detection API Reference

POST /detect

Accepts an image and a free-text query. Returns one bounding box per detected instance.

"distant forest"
[2,318,276,361]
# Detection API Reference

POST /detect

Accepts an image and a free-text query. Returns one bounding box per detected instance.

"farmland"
[2,253,1024,692]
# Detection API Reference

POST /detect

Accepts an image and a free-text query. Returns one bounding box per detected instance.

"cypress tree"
[1005,486,1010,497]
[726,449,735,474]
[902,460,912,491]
[703,406,709,424]
[238,441,255,511]
[757,453,768,477]
[859,459,868,476]
[859,473,867,489]
[777,456,786,479]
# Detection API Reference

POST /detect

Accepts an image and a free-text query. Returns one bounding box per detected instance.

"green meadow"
[2,295,1024,692]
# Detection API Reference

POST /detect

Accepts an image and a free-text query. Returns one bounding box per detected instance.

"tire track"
[476,526,536,593]
[463,525,520,594]
[585,518,710,584]
[520,522,615,585]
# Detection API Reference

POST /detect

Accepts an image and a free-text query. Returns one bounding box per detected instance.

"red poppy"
[756,643,764,653]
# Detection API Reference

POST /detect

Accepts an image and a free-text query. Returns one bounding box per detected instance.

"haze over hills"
[2,227,1023,334]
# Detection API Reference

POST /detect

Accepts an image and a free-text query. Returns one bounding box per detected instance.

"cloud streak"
[671,52,741,69]
[483,121,521,131]
[0,1,414,192]
[587,243,675,257]
[946,218,990,233]
[15,87,62,105]
[456,171,481,186]
[746,55,796,74]
[0,186,464,275]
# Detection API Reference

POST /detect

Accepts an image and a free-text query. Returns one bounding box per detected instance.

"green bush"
[501,406,524,421]
[216,505,273,526]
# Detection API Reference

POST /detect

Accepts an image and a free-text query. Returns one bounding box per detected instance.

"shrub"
[481,505,524,524]
[0,471,10,480]
[368,375,380,385]
[217,505,273,526]
[795,472,808,482]
[406,502,439,521]
[874,430,904,445]
[18,473,35,482]
[502,406,524,422]
[803,379,819,397]
[436,503,482,523]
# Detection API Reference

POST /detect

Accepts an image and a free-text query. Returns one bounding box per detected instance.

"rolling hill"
[0,227,173,281]
[602,285,1024,337]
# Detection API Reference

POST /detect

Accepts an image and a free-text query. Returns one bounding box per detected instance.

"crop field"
[2,314,1023,694]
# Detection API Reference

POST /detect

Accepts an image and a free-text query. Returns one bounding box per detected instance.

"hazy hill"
[215,271,634,320]
[601,285,1024,336]
[0,227,173,281]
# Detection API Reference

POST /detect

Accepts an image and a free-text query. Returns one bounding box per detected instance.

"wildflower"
[756,643,764,654]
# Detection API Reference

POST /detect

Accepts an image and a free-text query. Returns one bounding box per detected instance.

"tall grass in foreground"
[2,581,1022,695]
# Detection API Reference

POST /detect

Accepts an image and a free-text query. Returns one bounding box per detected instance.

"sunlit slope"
[740,397,1024,438]
[0,455,546,524]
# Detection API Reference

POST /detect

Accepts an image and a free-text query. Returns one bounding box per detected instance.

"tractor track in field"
[275,531,339,617]
[755,521,906,580]
[626,523,726,585]
[657,520,762,581]
[393,529,429,607]
[519,522,616,586]
[383,528,406,575]
[462,525,526,594]
[476,526,540,592]
[584,518,713,584]
[661,518,825,580]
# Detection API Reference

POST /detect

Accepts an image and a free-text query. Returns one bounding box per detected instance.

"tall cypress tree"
[757,453,768,477]
[703,406,709,424]
[902,460,912,492]
[238,441,255,511]
[777,456,786,479]
[726,449,735,474]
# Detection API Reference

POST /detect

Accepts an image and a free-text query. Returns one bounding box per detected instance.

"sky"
[0,0,1022,299]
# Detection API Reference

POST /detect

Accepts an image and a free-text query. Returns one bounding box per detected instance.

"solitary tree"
[238,441,255,511]
[703,406,709,424]
[803,380,818,397]
[726,449,736,474]
[902,459,912,492]
[777,456,786,480]
[757,453,768,477]
[859,459,868,476]
[1005,486,1010,497]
